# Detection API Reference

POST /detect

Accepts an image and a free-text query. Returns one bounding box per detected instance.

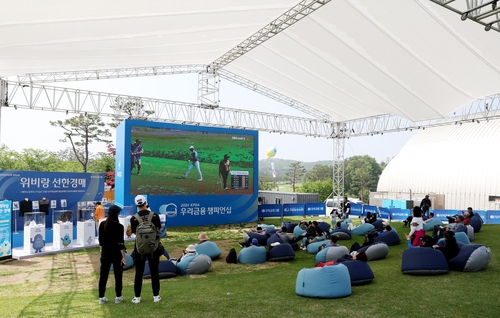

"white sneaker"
[132,297,141,304]
[115,296,123,304]
[99,297,108,304]
[154,295,161,303]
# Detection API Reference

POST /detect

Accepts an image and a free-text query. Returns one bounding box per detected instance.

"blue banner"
[379,207,389,219]
[350,203,363,216]
[486,210,500,224]
[305,203,326,216]
[258,204,282,218]
[0,171,104,232]
[474,210,486,221]
[283,204,305,217]
[364,205,378,216]
[0,200,12,260]
[433,209,458,222]
[389,208,411,221]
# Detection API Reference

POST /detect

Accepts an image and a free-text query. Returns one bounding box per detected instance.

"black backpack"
[226,248,237,264]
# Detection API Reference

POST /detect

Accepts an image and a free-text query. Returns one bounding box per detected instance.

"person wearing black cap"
[420,195,432,218]
[131,139,144,175]
[98,205,126,305]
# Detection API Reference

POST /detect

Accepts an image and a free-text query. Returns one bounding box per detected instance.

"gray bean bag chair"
[448,244,492,272]
[194,241,222,260]
[176,254,212,275]
[466,225,474,242]
[330,228,352,240]
[357,242,389,261]
[315,245,349,264]
[267,243,295,261]
[401,247,449,275]
[351,223,375,236]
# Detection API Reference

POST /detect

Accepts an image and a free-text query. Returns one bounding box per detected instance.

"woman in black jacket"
[98,205,126,304]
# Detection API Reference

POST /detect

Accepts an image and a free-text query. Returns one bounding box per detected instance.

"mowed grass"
[1,219,499,318]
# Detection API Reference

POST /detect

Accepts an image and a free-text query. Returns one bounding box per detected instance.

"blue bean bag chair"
[453,231,470,244]
[341,260,375,285]
[340,220,352,229]
[296,264,351,298]
[282,222,297,233]
[306,240,328,254]
[258,224,275,232]
[144,259,178,279]
[177,254,212,276]
[374,231,401,246]
[371,219,384,230]
[448,244,492,272]
[330,228,352,240]
[267,243,295,261]
[194,241,222,260]
[351,223,375,236]
[401,248,449,275]
[247,232,268,246]
[469,216,483,233]
[315,245,349,264]
[111,253,134,271]
[358,242,389,261]
[318,222,331,233]
[237,245,267,264]
[423,218,444,231]
[293,226,306,239]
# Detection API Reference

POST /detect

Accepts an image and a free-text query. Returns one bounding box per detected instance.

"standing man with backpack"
[130,195,163,304]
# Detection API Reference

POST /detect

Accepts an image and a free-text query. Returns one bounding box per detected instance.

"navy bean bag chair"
[293,226,306,239]
[469,215,483,233]
[237,245,267,264]
[341,260,375,285]
[330,228,352,240]
[144,259,178,279]
[247,232,268,246]
[177,254,212,276]
[374,231,401,246]
[423,218,444,231]
[358,242,389,261]
[267,243,295,261]
[194,241,222,260]
[318,222,331,233]
[295,264,351,298]
[111,253,134,271]
[401,248,449,275]
[267,233,284,246]
[351,223,375,236]
[448,244,492,272]
[306,240,328,254]
[315,245,349,264]
[282,222,297,233]
[371,219,384,230]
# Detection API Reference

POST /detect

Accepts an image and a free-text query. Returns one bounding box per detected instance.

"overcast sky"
[0,74,417,163]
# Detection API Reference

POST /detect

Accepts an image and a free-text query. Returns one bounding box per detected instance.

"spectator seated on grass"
[237,238,267,264]
[295,264,351,299]
[401,247,449,275]
[239,227,268,247]
[447,244,492,272]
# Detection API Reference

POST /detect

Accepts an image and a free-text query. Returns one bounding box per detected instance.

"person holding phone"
[98,205,126,304]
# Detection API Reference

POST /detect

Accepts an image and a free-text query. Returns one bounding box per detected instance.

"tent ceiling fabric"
[2,0,500,123]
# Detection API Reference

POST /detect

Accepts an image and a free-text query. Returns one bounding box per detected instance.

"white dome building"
[376,120,500,211]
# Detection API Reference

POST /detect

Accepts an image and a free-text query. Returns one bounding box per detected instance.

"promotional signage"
[0,200,12,260]
[282,204,305,217]
[364,205,378,216]
[389,208,411,221]
[433,209,458,222]
[305,203,326,216]
[350,203,363,217]
[486,210,500,224]
[258,204,282,218]
[379,207,390,219]
[0,170,104,231]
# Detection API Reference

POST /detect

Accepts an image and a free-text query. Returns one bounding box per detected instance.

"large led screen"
[114,120,259,227]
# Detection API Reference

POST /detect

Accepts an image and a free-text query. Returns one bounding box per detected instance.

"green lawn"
[1,219,499,318]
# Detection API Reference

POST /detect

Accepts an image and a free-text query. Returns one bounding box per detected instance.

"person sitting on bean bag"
[238,226,267,247]
[301,228,326,250]
[406,235,434,248]
[377,224,392,236]
[350,233,375,253]
[276,226,293,244]
[197,232,209,245]
[179,244,197,262]
[318,235,340,251]
[336,251,368,263]
[296,221,319,243]
[363,212,377,224]
[432,231,460,261]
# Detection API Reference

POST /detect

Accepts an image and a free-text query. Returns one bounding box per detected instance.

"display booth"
[77,219,95,246]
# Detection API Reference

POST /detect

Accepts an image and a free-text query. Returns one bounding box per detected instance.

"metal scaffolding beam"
[197,71,220,108]
[209,0,332,70]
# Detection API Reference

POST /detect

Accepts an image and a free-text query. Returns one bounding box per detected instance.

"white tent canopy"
[1,0,500,122]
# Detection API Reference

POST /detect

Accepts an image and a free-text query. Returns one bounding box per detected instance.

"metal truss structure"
[197,71,220,108]
[332,123,347,204]
[429,0,500,33]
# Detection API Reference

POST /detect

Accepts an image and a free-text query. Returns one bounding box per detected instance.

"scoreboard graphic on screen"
[230,171,249,190]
